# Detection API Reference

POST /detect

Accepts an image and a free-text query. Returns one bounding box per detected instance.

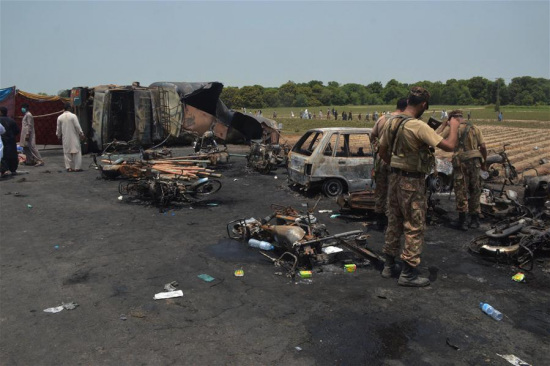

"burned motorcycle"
[483,143,519,185]
[192,130,230,165]
[119,175,221,209]
[227,204,381,276]
[246,141,289,174]
[469,217,550,270]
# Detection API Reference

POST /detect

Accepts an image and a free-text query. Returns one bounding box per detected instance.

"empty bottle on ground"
[248,239,274,250]
[480,302,503,321]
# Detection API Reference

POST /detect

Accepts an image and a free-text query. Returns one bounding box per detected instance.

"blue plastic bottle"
[480,302,503,321]
[248,239,274,251]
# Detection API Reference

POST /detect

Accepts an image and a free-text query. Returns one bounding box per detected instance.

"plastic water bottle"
[480,302,503,321]
[248,239,274,251]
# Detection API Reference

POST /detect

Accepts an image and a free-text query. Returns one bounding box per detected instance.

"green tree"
[57,90,71,98]
[318,88,333,105]
[332,89,348,105]
[263,88,280,107]
[467,76,489,104]
[362,92,383,105]
[366,82,383,94]
[278,81,297,107]
[307,80,324,88]
[220,86,242,109]
[240,85,265,108]
[381,79,408,104]
[294,94,308,107]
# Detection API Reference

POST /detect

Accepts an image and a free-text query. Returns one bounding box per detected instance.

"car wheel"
[322,178,345,197]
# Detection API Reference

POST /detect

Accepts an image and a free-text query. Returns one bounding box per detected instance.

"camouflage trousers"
[383,174,427,267]
[374,160,390,214]
[454,158,482,214]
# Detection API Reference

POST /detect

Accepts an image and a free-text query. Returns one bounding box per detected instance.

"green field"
[254,105,550,135]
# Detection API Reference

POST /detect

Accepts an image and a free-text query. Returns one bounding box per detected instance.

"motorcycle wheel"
[190,179,222,198]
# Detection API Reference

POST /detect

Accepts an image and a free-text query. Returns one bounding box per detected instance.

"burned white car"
[288,128,375,197]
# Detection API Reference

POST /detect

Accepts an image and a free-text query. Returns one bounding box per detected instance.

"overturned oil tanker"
[71,81,279,152]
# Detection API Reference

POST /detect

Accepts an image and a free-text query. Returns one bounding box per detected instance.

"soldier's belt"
[390,168,423,179]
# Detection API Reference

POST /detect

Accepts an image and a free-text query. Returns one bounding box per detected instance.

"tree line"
[220,76,550,109]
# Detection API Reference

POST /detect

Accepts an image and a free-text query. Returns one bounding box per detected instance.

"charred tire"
[191,179,222,197]
[322,178,345,197]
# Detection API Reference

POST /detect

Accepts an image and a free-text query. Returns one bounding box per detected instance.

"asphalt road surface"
[1,146,549,365]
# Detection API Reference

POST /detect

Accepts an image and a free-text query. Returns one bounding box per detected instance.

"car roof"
[307,127,372,133]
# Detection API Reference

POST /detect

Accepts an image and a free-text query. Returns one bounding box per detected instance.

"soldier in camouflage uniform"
[370,98,408,230]
[378,87,460,287]
[440,111,487,230]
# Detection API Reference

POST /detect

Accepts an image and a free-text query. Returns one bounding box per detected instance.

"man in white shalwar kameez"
[56,103,84,172]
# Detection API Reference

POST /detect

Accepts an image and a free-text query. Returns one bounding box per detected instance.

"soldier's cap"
[408,86,431,108]
[448,110,463,119]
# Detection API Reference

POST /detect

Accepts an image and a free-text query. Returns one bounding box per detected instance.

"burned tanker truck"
[70,81,280,153]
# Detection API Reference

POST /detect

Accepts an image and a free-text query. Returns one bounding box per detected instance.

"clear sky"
[1,0,549,94]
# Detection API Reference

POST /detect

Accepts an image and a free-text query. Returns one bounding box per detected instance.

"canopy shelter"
[0,86,68,145]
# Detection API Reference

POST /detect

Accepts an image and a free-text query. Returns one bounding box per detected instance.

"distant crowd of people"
[290,108,388,121]
[237,105,511,124]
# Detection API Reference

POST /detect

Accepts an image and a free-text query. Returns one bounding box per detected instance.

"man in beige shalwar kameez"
[20,103,44,166]
[56,103,84,172]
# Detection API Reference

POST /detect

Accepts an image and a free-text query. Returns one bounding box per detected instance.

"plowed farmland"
[436,126,550,177]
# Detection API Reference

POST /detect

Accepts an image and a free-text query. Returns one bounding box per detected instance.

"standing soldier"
[378,87,460,287]
[441,110,487,230]
[370,98,408,230]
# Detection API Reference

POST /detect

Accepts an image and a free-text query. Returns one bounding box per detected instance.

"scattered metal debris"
[119,176,222,209]
[227,203,381,277]
[164,281,179,292]
[469,218,550,270]
[246,140,289,174]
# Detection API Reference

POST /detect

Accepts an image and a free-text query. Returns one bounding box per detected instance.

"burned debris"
[470,174,550,270]
[119,176,222,209]
[92,148,223,209]
[469,218,550,270]
[71,82,282,153]
[227,204,383,277]
[246,141,289,174]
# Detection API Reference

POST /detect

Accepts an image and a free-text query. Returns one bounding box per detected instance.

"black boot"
[381,254,401,279]
[452,212,468,231]
[376,212,387,231]
[398,262,430,287]
[469,214,480,229]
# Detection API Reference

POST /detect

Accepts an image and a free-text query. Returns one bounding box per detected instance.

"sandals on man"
[67,168,74,172]
[34,162,44,167]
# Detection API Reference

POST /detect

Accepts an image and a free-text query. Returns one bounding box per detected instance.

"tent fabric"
[17,90,68,102]
[0,86,15,102]
[0,88,68,145]
[15,92,65,145]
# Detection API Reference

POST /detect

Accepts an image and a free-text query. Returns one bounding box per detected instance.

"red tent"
[0,86,68,145]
